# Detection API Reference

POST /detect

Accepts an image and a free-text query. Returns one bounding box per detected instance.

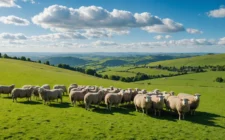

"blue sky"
[0,0,225,52]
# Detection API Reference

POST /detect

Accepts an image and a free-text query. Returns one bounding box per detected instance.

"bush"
[216,77,224,83]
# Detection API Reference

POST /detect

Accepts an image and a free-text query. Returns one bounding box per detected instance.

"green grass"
[148,53,225,67]
[100,71,136,77]
[1,58,225,140]
[128,68,176,75]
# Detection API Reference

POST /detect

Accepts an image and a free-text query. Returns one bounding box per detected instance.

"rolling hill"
[148,53,225,67]
[0,58,225,139]
[42,57,90,66]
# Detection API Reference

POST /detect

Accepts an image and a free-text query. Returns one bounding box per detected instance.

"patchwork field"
[0,58,225,140]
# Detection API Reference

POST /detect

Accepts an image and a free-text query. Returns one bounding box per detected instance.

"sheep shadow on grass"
[48,102,71,108]
[184,111,225,129]
[18,101,42,105]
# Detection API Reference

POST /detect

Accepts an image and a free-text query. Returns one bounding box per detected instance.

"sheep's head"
[144,95,151,102]
[194,93,201,100]
[180,98,189,105]
[157,95,164,102]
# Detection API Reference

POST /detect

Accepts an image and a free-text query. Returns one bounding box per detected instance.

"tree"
[216,77,224,83]
[45,61,50,65]
[103,75,109,79]
[3,54,9,58]
[21,56,26,61]
[38,60,41,63]
[0,53,1,58]
[85,69,96,75]
[27,58,31,61]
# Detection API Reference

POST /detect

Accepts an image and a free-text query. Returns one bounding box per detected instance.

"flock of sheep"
[0,84,201,120]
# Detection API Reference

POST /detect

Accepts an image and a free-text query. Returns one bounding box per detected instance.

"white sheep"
[104,90,124,110]
[11,87,33,102]
[151,95,164,116]
[0,84,15,96]
[38,88,63,104]
[69,89,89,106]
[41,84,50,90]
[134,94,152,115]
[84,90,105,110]
[53,85,67,95]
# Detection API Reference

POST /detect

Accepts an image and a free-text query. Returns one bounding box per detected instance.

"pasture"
[0,59,225,140]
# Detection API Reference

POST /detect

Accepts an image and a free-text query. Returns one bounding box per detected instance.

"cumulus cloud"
[218,37,225,45]
[31,32,87,41]
[0,15,30,26]
[208,7,225,18]
[22,0,35,4]
[0,0,20,8]
[32,5,165,32]
[186,28,203,34]
[142,18,185,33]
[0,33,27,40]
[92,40,118,46]
[154,35,172,40]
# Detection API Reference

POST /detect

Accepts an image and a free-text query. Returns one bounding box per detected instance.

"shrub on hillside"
[216,77,224,83]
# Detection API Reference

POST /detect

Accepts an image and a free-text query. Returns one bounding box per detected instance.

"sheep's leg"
[135,105,138,112]
[178,112,181,120]
[154,109,157,116]
[142,108,145,115]
[182,113,185,120]
[109,104,112,111]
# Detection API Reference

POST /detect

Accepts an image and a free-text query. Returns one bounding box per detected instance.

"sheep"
[107,88,120,93]
[69,89,89,106]
[133,94,152,115]
[177,93,201,115]
[105,90,124,110]
[166,96,190,120]
[88,86,99,93]
[138,89,147,94]
[153,89,160,94]
[131,88,140,100]
[0,84,15,96]
[11,87,33,102]
[53,85,67,95]
[151,95,164,116]
[38,88,63,104]
[68,84,79,93]
[121,89,132,104]
[22,85,40,100]
[84,90,105,110]
[41,84,50,90]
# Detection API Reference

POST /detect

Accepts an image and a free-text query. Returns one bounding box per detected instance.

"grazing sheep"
[22,85,40,100]
[121,89,132,104]
[0,84,15,96]
[53,85,67,95]
[38,88,63,104]
[88,86,99,93]
[84,90,105,110]
[107,88,120,93]
[105,90,124,110]
[133,94,152,115]
[138,89,147,94]
[41,84,50,90]
[69,89,89,106]
[177,93,201,115]
[151,95,164,116]
[11,87,33,102]
[68,84,79,93]
[166,96,190,120]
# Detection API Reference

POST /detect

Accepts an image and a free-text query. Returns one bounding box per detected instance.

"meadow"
[0,58,225,140]
[128,68,176,75]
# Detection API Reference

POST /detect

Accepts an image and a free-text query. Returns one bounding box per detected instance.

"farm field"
[0,58,225,139]
[128,68,177,75]
[148,54,225,67]
[99,71,136,77]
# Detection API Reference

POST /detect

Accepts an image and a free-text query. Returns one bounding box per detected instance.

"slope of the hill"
[0,58,225,140]
[148,53,225,67]
[42,57,90,66]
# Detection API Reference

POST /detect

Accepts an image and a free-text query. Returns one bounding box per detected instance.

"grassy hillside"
[42,57,90,66]
[128,68,176,75]
[1,58,225,140]
[100,71,136,77]
[148,53,225,67]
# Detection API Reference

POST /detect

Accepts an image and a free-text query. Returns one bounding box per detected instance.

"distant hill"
[148,53,225,67]
[42,57,90,66]
[102,59,128,66]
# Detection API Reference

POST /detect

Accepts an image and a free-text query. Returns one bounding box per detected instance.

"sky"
[0,0,225,53]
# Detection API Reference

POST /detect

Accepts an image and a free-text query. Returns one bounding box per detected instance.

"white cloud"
[31,32,87,41]
[142,18,185,33]
[186,28,203,34]
[0,33,27,40]
[0,0,20,8]
[22,0,35,4]
[208,7,225,18]
[92,40,118,46]
[218,37,225,45]
[32,5,168,32]
[154,35,164,40]
[154,35,172,40]
[165,35,172,39]
[0,15,30,26]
